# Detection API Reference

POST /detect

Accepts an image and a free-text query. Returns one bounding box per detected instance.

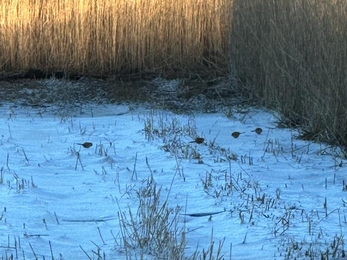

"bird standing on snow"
[76,142,93,148]
[231,131,244,138]
[190,137,205,144]
[252,127,263,135]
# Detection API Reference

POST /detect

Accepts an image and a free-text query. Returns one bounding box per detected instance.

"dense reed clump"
[2,0,347,146]
[0,0,232,76]
[230,0,347,146]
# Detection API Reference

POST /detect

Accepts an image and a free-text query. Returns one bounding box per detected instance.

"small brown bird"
[190,137,205,144]
[231,131,244,138]
[76,142,93,148]
[252,127,263,135]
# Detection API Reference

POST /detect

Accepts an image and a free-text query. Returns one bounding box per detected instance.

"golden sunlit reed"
[0,0,233,75]
[1,0,347,146]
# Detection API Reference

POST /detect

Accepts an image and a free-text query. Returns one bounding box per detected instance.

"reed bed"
[0,0,232,76]
[230,0,347,145]
[2,0,347,146]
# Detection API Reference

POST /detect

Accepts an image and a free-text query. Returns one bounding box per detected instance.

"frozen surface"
[0,103,346,259]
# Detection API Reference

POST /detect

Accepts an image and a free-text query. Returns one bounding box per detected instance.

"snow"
[0,103,346,259]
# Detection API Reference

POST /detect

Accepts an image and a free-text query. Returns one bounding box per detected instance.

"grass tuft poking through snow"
[117,173,185,259]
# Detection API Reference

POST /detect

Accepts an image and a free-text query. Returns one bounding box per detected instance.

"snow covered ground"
[0,103,346,259]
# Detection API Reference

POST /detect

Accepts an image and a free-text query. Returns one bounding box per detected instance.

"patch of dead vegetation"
[0,75,259,116]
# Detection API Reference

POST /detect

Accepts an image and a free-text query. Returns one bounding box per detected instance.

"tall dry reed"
[0,0,233,76]
[230,0,347,145]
